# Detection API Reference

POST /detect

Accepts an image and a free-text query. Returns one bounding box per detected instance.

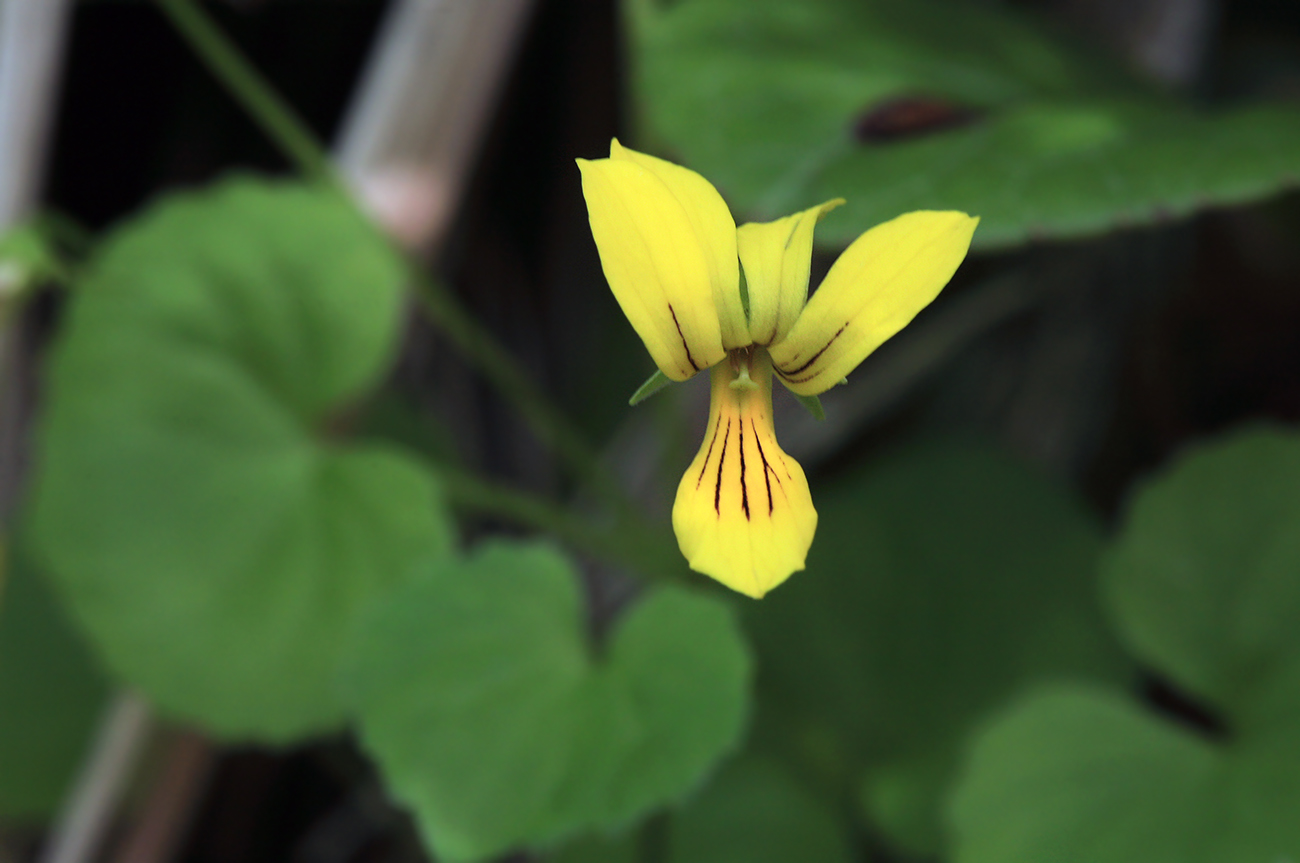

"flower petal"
[577,156,726,380]
[769,211,978,396]
[737,198,844,346]
[672,351,817,598]
[609,140,749,350]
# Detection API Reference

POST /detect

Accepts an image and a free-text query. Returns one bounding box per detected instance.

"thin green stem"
[154,0,636,521]
[407,281,635,517]
[154,0,332,181]
[440,468,681,582]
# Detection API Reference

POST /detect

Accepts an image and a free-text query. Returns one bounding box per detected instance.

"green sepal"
[794,392,825,421]
[629,369,675,406]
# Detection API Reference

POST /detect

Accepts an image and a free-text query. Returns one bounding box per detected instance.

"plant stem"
[153,0,635,521]
[440,467,681,582]
[154,0,331,181]
[407,281,635,517]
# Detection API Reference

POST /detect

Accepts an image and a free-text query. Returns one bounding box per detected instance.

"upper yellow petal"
[769,211,978,396]
[609,140,749,350]
[672,351,817,598]
[737,198,844,346]
[577,156,726,380]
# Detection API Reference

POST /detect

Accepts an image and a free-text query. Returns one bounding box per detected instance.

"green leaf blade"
[1102,426,1300,714]
[0,548,109,822]
[952,427,1300,862]
[635,0,1300,250]
[28,177,452,742]
[348,541,751,862]
[949,686,1217,863]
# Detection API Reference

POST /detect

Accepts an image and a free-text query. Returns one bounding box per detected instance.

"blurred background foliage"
[3,0,1300,861]
[631,0,1300,248]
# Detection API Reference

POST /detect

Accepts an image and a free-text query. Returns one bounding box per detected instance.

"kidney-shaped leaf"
[951,682,1300,863]
[635,0,1300,249]
[951,427,1300,862]
[1104,427,1300,715]
[29,178,452,743]
[347,541,751,862]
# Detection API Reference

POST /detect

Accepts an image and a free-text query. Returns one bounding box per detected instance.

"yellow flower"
[577,140,977,598]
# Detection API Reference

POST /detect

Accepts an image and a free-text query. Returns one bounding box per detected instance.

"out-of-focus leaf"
[950,686,1221,863]
[347,541,751,863]
[1103,426,1300,712]
[745,439,1129,855]
[634,0,1300,249]
[0,220,68,300]
[668,756,854,863]
[549,756,855,863]
[549,755,855,863]
[29,178,452,743]
[0,544,108,821]
[951,428,1300,862]
[548,833,639,863]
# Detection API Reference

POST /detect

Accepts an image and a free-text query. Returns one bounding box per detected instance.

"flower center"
[727,346,762,392]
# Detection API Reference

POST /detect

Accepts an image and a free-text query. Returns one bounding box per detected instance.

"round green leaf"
[348,541,751,862]
[950,686,1219,863]
[952,428,1300,862]
[635,0,1300,249]
[1103,427,1300,717]
[29,178,452,742]
[745,439,1128,855]
[950,684,1300,863]
[0,544,108,821]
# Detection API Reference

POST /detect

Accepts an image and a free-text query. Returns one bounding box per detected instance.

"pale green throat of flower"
[578,139,977,599]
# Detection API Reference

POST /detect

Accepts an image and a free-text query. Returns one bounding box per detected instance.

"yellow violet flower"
[577,140,977,598]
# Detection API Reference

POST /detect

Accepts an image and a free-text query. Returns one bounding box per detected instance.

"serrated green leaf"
[629,368,675,405]
[0,544,109,822]
[634,0,1300,249]
[28,177,452,743]
[745,439,1128,855]
[950,427,1300,862]
[347,541,751,862]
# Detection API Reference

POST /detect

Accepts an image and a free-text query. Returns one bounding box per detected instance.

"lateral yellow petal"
[770,211,978,396]
[577,156,726,380]
[737,198,844,347]
[672,351,817,598]
[609,139,749,349]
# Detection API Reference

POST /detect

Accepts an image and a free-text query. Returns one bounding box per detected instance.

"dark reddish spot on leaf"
[854,95,981,143]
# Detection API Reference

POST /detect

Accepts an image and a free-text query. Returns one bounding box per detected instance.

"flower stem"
[153,0,332,182]
[406,279,635,516]
[153,0,635,520]
[440,467,683,582]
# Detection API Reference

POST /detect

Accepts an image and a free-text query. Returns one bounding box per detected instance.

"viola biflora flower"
[578,140,977,599]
